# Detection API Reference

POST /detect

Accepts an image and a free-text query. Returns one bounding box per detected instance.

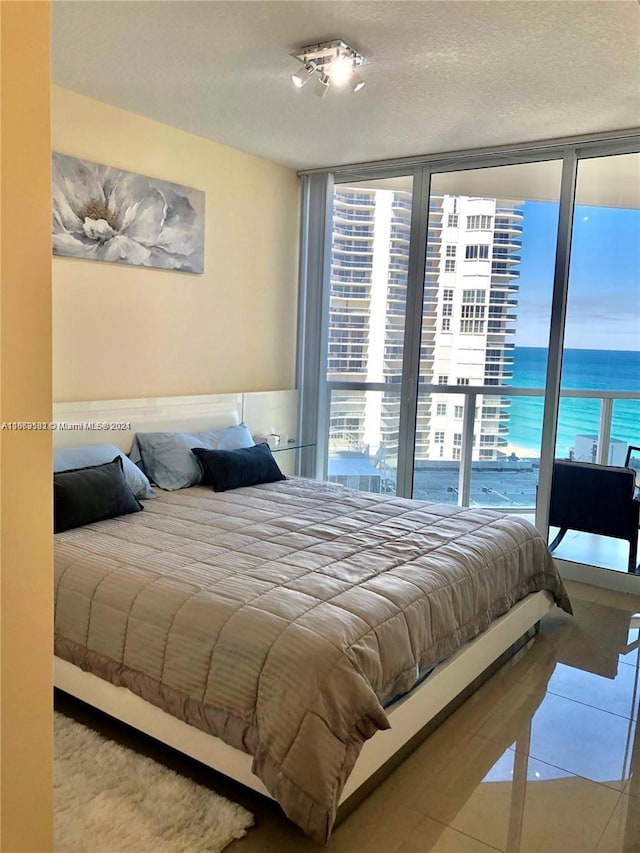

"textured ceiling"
[51,0,640,172]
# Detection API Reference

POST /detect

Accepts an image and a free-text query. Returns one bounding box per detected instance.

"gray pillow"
[54,444,155,500]
[130,422,255,491]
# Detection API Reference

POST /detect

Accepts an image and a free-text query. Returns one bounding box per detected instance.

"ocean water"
[508,347,640,457]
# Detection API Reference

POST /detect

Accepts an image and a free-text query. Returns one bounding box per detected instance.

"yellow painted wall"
[0,2,53,851]
[51,86,300,402]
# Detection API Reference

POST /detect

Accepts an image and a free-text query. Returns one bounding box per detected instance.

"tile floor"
[56,579,640,852]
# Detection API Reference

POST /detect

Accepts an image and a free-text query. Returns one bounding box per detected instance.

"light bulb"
[329,56,353,87]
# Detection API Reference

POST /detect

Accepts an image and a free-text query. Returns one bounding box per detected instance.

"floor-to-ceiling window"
[299,135,640,582]
[549,152,640,571]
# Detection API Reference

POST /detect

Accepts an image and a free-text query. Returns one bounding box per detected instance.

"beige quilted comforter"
[54,478,571,841]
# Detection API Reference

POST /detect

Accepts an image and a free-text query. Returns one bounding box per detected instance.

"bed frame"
[52,391,556,818]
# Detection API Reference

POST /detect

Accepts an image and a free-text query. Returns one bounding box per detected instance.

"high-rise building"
[328,187,523,482]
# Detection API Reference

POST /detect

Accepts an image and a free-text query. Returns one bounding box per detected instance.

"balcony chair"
[548,459,640,573]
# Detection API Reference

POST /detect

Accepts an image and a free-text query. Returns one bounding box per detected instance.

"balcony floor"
[550,528,638,575]
[514,512,639,575]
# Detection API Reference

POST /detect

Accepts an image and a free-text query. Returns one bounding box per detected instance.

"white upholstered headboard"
[52,390,297,453]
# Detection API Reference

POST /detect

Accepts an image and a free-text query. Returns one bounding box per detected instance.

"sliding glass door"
[414,161,562,508]
[549,152,640,569]
[557,152,640,465]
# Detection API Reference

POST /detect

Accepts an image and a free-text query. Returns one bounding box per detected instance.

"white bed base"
[55,589,554,808]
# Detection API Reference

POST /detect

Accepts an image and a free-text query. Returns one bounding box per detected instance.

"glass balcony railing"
[325,383,640,528]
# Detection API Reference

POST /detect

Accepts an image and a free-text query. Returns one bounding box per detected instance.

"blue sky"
[515,201,640,350]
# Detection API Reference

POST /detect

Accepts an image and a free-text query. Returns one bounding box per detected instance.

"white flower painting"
[52,153,205,273]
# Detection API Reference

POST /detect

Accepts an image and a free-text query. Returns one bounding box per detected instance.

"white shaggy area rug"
[54,712,254,853]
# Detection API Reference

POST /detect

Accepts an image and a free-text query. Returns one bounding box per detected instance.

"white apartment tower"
[328,188,523,468]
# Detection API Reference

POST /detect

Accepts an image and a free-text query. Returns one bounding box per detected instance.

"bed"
[53,392,571,843]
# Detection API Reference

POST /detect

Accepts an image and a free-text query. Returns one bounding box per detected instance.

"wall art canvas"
[52,153,205,273]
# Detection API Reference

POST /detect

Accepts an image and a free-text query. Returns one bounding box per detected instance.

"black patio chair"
[548,459,640,573]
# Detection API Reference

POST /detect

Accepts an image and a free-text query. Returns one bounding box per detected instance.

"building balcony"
[492,253,522,264]
[334,191,376,206]
[491,264,521,277]
[495,207,524,219]
[493,222,524,234]
[333,211,375,222]
[332,261,374,270]
[493,237,522,247]
[485,355,515,365]
[332,243,374,255]
[334,226,374,238]
[487,328,516,337]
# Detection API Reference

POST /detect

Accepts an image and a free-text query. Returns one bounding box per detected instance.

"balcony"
[493,237,522,247]
[391,198,412,211]
[495,207,524,218]
[493,221,524,234]
[332,259,373,270]
[491,264,521,277]
[491,281,520,294]
[492,253,522,264]
[333,210,375,222]
[334,226,374,239]
[334,191,376,206]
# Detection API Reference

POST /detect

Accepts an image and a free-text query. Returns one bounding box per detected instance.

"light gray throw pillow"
[129,422,255,491]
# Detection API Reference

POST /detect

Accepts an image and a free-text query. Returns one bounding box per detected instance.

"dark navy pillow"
[191,443,285,492]
[54,456,143,533]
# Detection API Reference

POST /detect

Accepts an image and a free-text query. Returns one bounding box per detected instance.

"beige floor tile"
[513,775,622,853]
[405,736,620,853]
[536,599,593,658]
[563,579,605,603]
[596,793,640,853]
[396,815,502,852]
[594,587,640,615]
[477,691,637,793]
[542,602,639,675]
[329,802,426,853]
[526,658,639,721]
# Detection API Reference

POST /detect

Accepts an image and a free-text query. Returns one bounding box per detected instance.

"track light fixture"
[290,40,367,97]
